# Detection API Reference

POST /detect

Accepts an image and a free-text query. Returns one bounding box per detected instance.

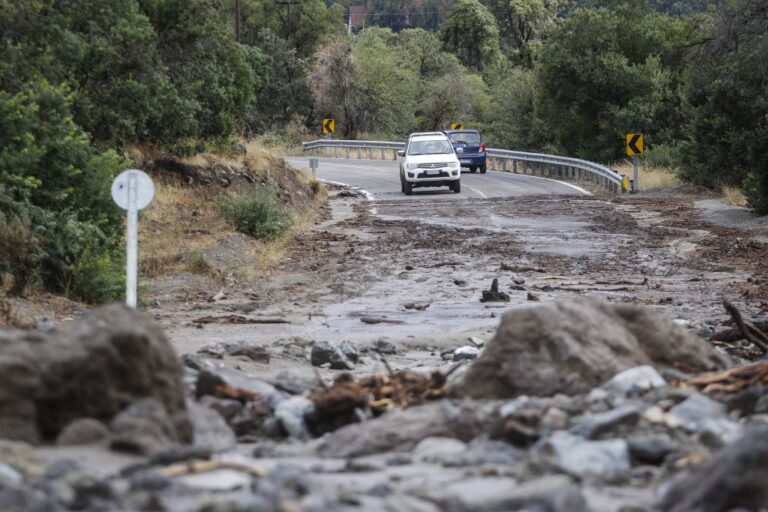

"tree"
[682,0,768,213]
[439,0,502,71]
[310,36,361,138]
[535,3,691,161]
[481,0,566,66]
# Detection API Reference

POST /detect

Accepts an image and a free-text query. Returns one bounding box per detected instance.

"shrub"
[220,188,293,241]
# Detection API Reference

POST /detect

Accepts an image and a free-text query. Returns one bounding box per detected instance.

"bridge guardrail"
[301,139,625,194]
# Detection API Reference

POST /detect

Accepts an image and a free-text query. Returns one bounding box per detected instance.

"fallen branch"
[360,317,405,325]
[193,315,290,325]
[722,300,768,354]
[161,460,263,478]
[685,360,768,394]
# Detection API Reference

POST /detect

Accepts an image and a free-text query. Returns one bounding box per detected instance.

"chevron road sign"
[322,118,335,135]
[626,133,644,156]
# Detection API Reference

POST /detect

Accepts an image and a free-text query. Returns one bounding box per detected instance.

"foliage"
[680,0,768,213]
[440,0,502,71]
[220,188,294,241]
[534,3,693,162]
[0,83,126,301]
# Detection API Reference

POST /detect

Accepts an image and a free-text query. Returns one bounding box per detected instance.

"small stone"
[372,339,397,355]
[540,407,570,431]
[311,341,353,370]
[453,346,480,361]
[56,418,110,446]
[527,292,540,301]
[454,279,467,286]
[570,404,642,440]
[602,366,666,396]
[698,417,743,449]
[226,344,270,363]
[339,341,359,363]
[534,432,631,482]
[199,396,243,421]
[176,468,253,491]
[0,462,22,486]
[628,435,678,465]
[109,398,179,455]
[667,394,727,432]
[412,437,467,462]
[469,336,485,348]
[275,397,314,440]
[181,353,206,371]
[198,342,226,358]
[188,401,236,453]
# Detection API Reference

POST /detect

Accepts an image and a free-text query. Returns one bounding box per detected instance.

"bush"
[220,188,293,241]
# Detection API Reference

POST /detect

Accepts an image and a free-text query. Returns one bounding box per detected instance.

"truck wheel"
[404,181,413,195]
[480,163,487,174]
[451,180,461,193]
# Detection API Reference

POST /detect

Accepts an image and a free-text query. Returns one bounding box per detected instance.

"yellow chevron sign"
[626,133,644,156]
[322,118,335,135]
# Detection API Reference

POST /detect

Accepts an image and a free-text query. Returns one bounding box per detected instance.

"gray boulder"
[461,299,727,398]
[55,418,110,446]
[0,304,191,444]
[659,425,768,512]
[311,341,354,370]
[319,400,495,458]
[110,398,180,454]
[533,432,631,482]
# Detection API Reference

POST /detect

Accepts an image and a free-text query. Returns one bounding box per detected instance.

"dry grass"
[139,185,233,278]
[721,185,748,207]
[138,143,327,282]
[614,160,681,191]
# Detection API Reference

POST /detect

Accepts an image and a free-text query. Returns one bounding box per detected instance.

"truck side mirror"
[397,150,405,157]
[456,147,464,154]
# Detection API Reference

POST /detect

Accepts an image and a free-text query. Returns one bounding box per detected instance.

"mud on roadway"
[150,187,768,378]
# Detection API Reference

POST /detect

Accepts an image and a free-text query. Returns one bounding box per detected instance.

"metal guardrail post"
[368,147,373,160]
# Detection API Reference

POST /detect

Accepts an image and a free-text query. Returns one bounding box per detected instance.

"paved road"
[285,157,588,199]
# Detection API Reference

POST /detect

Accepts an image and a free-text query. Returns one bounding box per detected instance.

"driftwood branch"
[722,299,768,354]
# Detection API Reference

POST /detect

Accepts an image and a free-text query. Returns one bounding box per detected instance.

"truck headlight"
[407,162,419,170]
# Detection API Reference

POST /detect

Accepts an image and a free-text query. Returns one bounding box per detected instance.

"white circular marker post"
[111,170,155,308]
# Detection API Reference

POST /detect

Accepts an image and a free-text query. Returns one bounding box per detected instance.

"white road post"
[633,155,639,193]
[111,169,155,309]
[126,172,138,307]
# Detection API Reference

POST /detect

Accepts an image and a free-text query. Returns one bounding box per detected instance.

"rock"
[570,404,642,439]
[181,353,207,371]
[433,475,589,512]
[698,417,743,449]
[55,418,110,446]
[468,336,484,348]
[372,339,397,355]
[659,425,768,512]
[452,346,479,361]
[412,436,467,462]
[109,398,181,455]
[0,440,45,478]
[442,436,525,467]
[0,462,22,486]
[195,367,284,409]
[198,342,226,358]
[527,292,540,301]
[540,407,570,431]
[461,299,727,399]
[226,344,270,363]
[311,341,354,370]
[480,278,510,302]
[275,397,314,441]
[534,432,631,482]
[628,434,678,465]
[270,371,318,396]
[603,366,667,396]
[667,394,727,432]
[319,400,494,458]
[339,341,359,363]
[176,468,254,491]
[187,401,236,452]
[0,304,190,444]
[199,396,243,421]
[453,279,467,286]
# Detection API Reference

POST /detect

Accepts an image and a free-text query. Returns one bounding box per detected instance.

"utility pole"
[275,0,300,41]
[235,0,241,42]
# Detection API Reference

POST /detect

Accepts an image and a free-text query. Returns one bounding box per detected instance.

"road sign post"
[111,170,155,308]
[626,133,644,193]
[309,157,319,178]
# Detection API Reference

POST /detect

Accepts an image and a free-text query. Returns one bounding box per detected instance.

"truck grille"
[418,162,448,169]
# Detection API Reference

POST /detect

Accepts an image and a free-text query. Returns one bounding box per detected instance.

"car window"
[448,132,481,144]
[408,140,453,155]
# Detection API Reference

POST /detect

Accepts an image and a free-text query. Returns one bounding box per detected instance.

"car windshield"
[408,140,453,155]
[448,132,481,144]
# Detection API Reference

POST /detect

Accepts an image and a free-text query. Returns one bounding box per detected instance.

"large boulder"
[461,299,727,398]
[0,304,191,444]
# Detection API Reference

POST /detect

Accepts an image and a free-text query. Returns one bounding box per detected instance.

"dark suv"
[444,129,486,173]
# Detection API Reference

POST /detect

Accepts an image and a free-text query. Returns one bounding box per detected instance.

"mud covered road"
[150,160,768,378]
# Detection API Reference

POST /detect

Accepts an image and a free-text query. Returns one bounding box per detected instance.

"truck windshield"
[408,140,453,155]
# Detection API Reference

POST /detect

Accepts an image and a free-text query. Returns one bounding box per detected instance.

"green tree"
[535,3,691,162]
[681,0,768,213]
[439,0,502,71]
[0,83,126,300]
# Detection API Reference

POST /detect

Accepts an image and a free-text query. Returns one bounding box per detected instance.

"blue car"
[444,129,487,173]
